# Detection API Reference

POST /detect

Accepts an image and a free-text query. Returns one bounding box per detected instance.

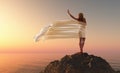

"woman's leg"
[79,37,85,53]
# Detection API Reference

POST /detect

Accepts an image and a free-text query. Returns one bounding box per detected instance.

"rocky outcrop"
[40,53,119,73]
[116,71,120,73]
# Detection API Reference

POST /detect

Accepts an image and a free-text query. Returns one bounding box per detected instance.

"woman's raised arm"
[67,9,78,20]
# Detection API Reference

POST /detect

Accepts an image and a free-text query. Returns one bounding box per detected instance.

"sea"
[0,53,119,73]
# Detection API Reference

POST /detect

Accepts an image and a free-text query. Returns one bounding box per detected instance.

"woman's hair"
[78,13,86,23]
[78,13,84,19]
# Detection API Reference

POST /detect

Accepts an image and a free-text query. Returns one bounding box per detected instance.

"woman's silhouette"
[67,9,86,53]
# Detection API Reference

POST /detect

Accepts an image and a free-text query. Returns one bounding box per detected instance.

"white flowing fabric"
[34,20,86,42]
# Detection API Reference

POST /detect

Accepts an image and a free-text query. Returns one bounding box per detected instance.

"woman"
[67,9,87,53]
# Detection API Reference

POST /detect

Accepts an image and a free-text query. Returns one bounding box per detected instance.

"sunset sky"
[0,0,120,55]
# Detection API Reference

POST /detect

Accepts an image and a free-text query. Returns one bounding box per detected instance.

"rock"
[116,71,120,73]
[40,52,118,73]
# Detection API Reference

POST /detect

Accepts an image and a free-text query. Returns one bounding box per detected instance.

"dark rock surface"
[116,71,120,73]
[40,53,119,73]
